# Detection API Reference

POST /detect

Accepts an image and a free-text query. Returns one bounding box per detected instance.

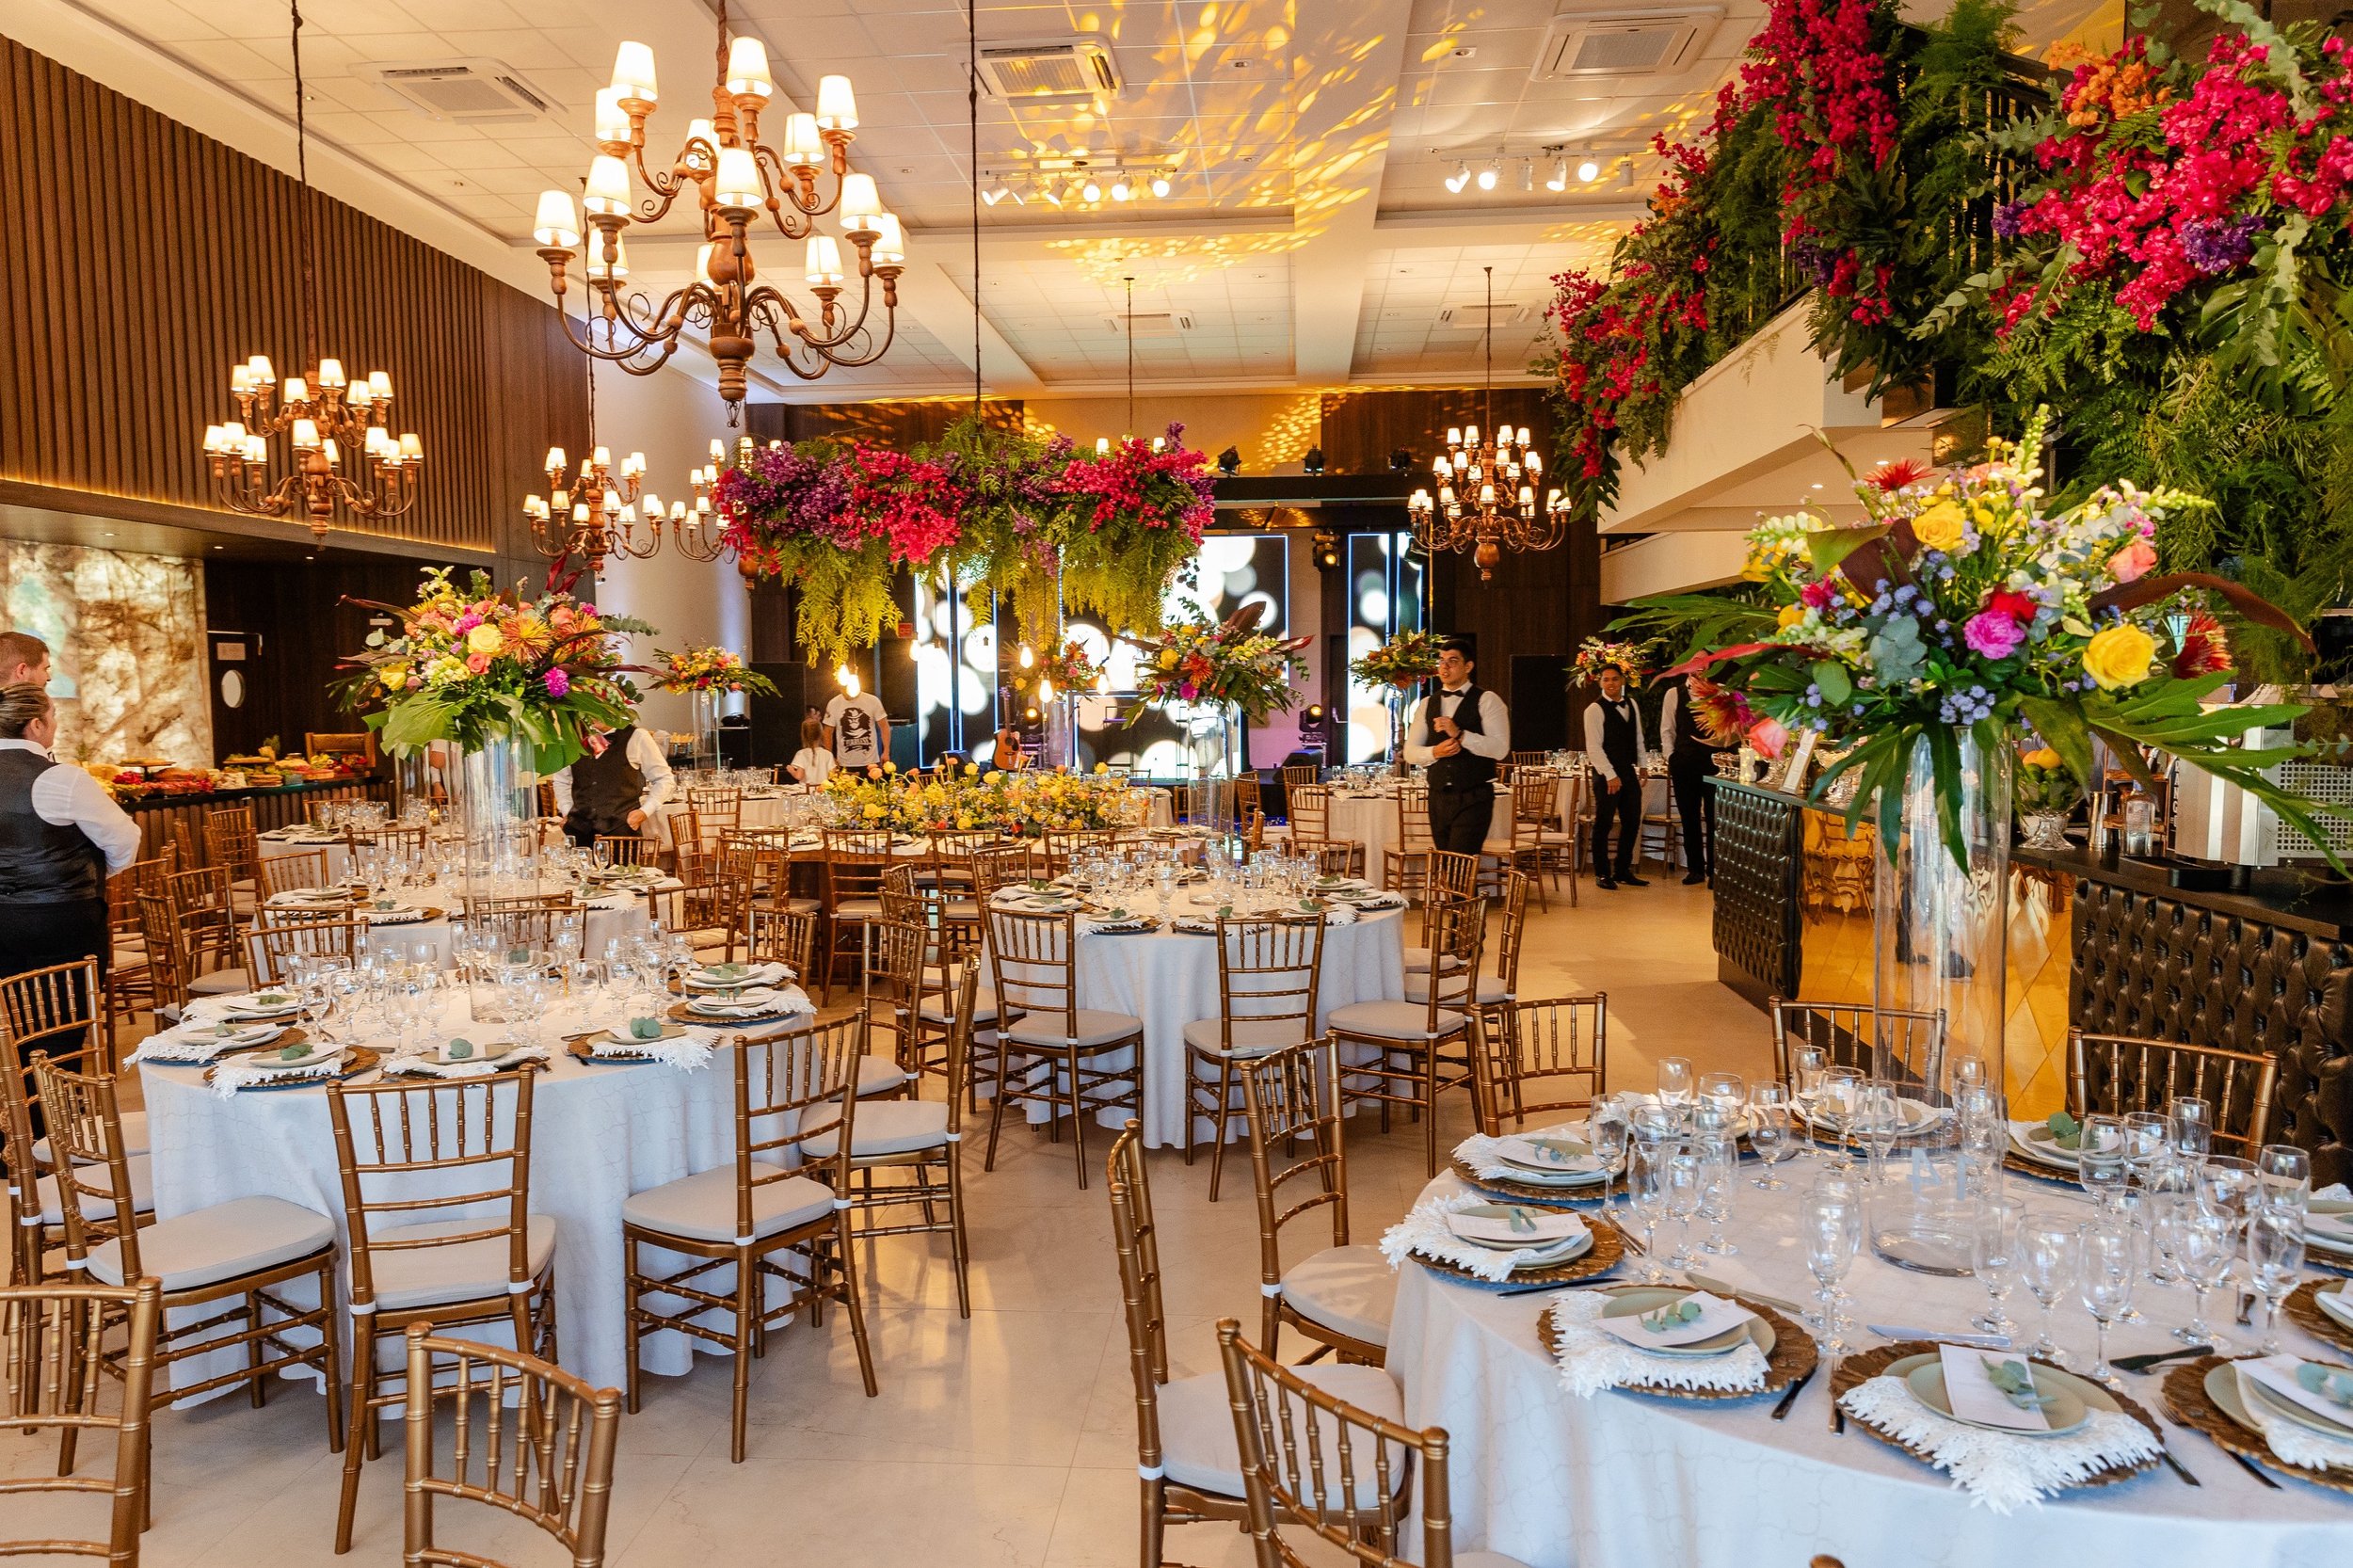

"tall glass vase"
[690,688,721,773]
[1388,683,1415,775]
[1176,700,1242,834]
[448,734,544,1016]
[1872,730,2012,1098]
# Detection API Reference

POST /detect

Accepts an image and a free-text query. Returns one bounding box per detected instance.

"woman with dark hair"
[0,682,141,984]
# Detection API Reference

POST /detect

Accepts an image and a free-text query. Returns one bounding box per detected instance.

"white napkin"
[1347,890,1408,910]
[593,1029,716,1069]
[129,1020,284,1064]
[1937,1344,2050,1432]
[2315,1184,2352,1203]
[2316,1287,2353,1333]
[1454,1130,1607,1185]
[688,962,792,990]
[2237,1357,2353,1473]
[1314,903,1359,927]
[1544,1288,1769,1397]
[1837,1375,2161,1512]
[1379,1191,1589,1283]
[206,1052,346,1099]
[387,1045,552,1079]
[1449,1205,1589,1252]
[1594,1290,1756,1352]
[685,984,811,1018]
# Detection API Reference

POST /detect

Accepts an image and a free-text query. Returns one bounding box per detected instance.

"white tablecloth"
[141,991,811,1393]
[1388,1168,2351,1568]
[259,881,661,970]
[1002,904,1405,1147]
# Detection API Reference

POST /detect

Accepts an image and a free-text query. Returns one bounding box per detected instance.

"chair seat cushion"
[37,1109,150,1165]
[1004,1009,1143,1049]
[1400,947,1465,974]
[1456,1555,1536,1568]
[1326,1000,1471,1041]
[856,1055,912,1098]
[1404,974,1512,1006]
[188,968,256,996]
[1179,1017,1312,1058]
[88,1194,332,1292]
[1157,1362,1404,1506]
[1280,1243,1396,1347]
[621,1164,835,1246]
[803,1097,950,1160]
[33,1153,154,1225]
[366,1213,558,1310]
[918,987,1019,1026]
[831,897,885,920]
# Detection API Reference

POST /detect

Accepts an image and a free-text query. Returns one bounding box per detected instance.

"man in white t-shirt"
[823,689,890,776]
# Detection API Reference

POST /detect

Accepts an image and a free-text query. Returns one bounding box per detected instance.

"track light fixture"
[1149,173,1171,197]
[1577,155,1602,183]
[1080,177,1102,201]
[982,180,1012,205]
[1546,154,1568,191]
[1520,158,1535,192]
[1110,175,1133,200]
[1476,157,1500,191]
[1445,160,1470,193]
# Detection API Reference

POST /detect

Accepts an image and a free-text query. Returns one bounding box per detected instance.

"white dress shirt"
[1404,684,1511,766]
[0,738,143,874]
[1581,696,1652,783]
[551,727,675,821]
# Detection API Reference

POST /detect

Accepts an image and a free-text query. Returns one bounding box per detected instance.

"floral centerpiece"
[337,566,652,772]
[821,761,1129,836]
[1571,636,1653,688]
[1123,605,1310,722]
[1013,639,1103,701]
[1349,629,1445,690]
[650,645,780,698]
[1642,410,2331,867]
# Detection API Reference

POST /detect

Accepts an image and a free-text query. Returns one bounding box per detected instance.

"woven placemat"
[2285,1278,2353,1354]
[1833,1339,2162,1490]
[2161,1353,2353,1495]
[1409,1213,1625,1289]
[1536,1289,1817,1401]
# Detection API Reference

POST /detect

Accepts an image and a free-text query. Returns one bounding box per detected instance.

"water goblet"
[1819,1066,1863,1170]
[2074,1113,2131,1210]
[1657,1057,1695,1128]
[1662,1144,1705,1270]
[1970,1198,2025,1338]
[1948,1052,1990,1096]
[1698,1071,1745,1126]
[2194,1154,2258,1233]
[1696,1132,1738,1256]
[2121,1112,2169,1189]
[2248,1207,2306,1355]
[2078,1222,2136,1386]
[2019,1218,2078,1365]
[1747,1084,1796,1190]
[2257,1143,2312,1215]
[2166,1096,2212,1165]
[2163,1201,2233,1350]
[1851,1080,1902,1183]
[1800,1189,1863,1350]
[1587,1096,1630,1213]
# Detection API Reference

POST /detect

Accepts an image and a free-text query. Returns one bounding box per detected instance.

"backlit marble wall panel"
[1,542,211,766]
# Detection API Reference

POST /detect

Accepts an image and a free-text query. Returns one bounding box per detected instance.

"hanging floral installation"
[713,416,1218,664]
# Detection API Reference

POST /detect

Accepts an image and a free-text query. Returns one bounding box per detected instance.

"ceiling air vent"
[358,59,554,123]
[1106,312,1195,337]
[1531,8,1721,78]
[977,37,1122,103]
[1434,301,1531,329]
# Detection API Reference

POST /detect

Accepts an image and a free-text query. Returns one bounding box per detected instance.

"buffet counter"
[1707,777,2353,1185]
[117,776,393,866]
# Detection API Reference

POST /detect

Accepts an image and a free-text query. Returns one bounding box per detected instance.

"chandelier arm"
[783,266,882,352]
[749,146,823,235]
[555,285,698,373]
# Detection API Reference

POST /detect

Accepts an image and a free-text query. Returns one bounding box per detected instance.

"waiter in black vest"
[1403,636,1511,856]
[550,717,674,845]
[1659,673,1732,885]
[0,682,142,987]
[1580,661,1652,889]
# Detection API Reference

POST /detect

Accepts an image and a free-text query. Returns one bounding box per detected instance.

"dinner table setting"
[1383,1061,2353,1568]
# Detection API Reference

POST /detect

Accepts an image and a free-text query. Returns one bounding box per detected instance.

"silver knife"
[1865,1323,2011,1350]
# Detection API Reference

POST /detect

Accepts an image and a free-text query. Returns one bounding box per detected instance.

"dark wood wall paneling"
[0,38,586,558]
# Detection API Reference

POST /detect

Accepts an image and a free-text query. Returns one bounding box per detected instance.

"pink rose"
[1748,717,1789,759]
[1963,609,2026,659]
[465,653,490,675]
[1800,579,1837,610]
[2108,538,2157,583]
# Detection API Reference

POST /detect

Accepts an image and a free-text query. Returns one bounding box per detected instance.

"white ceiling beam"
[1286,0,1418,383]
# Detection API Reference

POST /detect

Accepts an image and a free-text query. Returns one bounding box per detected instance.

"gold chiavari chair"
[1286,784,1366,879]
[1483,775,1553,908]
[1412,871,1529,1038]
[592,833,659,868]
[2069,1029,2281,1155]
[258,847,341,903]
[204,804,265,915]
[813,954,976,1317]
[1402,851,1481,976]
[1040,827,1114,877]
[1333,897,1485,1176]
[1382,785,1435,902]
[819,827,894,1005]
[327,1073,555,1552]
[5,955,144,1153]
[620,1013,879,1463]
[1471,995,1609,1136]
[685,787,743,842]
[968,841,1034,905]
[1767,997,1947,1096]
[1523,767,1583,904]
[3,962,153,1293]
[133,888,196,1022]
[983,906,1145,1189]
[1184,916,1326,1203]
[1239,1040,1392,1365]
[37,1055,343,1459]
[244,918,366,988]
[165,864,248,988]
[1302,841,1358,879]
[1217,1320,1497,1568]
[869,911,946,1082]
[373,821,426,859]
[461,894,582,956]
[101,851,174,1057]
[743,904,818,986]
[398,1323,622,1568]
[0,1277,162,1563]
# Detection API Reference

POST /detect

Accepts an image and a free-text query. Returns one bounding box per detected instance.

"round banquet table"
[140,989,816,1394]
[1387,1168,2351,1568]
[1320,779,1589,888]
[1006,903,1406,1148]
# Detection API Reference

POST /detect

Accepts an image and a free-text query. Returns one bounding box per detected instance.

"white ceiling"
[20,0,1758,399]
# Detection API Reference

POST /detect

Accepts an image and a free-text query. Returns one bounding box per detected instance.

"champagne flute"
[1696,1132,1738,1256]
[1748,1083,1796,1190]
[2248,1207,2306,1355]
[1819,1065,1863,1170]
[2020,1218,2077,1365]
[1801,1189,1863,1351]
[1851,1080,1902,1183]
[1663,1145,1704,1270]
[2079,1222,2135,1386]
[1970,1198,2024,1338]
[1587,1096,1630,1214]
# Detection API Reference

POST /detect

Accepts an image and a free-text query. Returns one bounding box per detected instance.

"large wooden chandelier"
[530,0,904,418]
[1408,267,1567,581]
[201,0,423,544]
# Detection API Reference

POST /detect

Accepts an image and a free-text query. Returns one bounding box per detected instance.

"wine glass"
[1698,1071,1745,1127]
[2166,1096,2212,1165]
[2257,1143,2312,1214]
[2020,1218,2077,1365]
[1970,1198,2025,1338]
[2121,1112,2169,1188]
[1851,1080,1902,1182]
[1955,1084,2007,1190]
[1657,1057,1695,1128]
[1748,1083,1796,1190]
[2248,1207,2306,1355]
[1696,1132,1738,1256]
[1662,1145,1704,1270]
[2074,1113,2131,1210]
[2078,1222,2136,1386]
[1948,1052,1989,1096]
[2195,1154,2259,1233]
[1801,1189,1863,1351]
[1587,1096,1630,1214]
[1625,1141,1673,1283]
[1819,1066,1863,1170]
[2163,1201,2233,1350]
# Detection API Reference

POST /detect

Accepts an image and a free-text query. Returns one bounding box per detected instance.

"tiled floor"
[5,879,1766,1566]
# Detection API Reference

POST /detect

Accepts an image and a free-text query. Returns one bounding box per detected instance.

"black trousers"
[1669,748,1717,873]
[1427,789,1495,858]
[0,897,107,1076]
[1590,774,1643,878]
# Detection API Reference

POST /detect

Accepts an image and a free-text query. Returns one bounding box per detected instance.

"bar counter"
[1708,777,2353,1186]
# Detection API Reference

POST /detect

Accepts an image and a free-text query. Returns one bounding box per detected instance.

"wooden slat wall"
[0,37,585,553]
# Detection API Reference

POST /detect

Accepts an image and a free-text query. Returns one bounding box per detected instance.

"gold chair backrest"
[1304,842,1355,878]
[968,842,1033,904]
[867,918,931,1054]
[327,1073,539,1313]
[245,918,365,986]
[744,905,819,981]
[1405,898,1484,1034]
[1040,828,1113,875]
[1512,768,1559,825]
[1104,1120,1174,1470]
[1212,917,1325,1050]
[401,1323,621,1568]
[1476,995,1609,1135]
[105,853,174,934]
[1217,1320,1426,1566]
[1240,1040,1350,1288]
[0,1278,161,1563]
[134,888,194,1010]
[1426,851,1479,905]
[1768,997,1946,1094]
[733,1016,863,1240]
[821,829,892,906]
[1489,872,1531,990]
[3,960,105,1234]
[686,789,743,834]
[1289,785,1335,844]
[258,848,335,900]
[31,1053,147,1277]
[462,895,581,954]
[1393,787,1433,855]
[593,834,657,867]
[204,805,261,878]
[2069,1029,2281,1155]
[985,908,1081,1039]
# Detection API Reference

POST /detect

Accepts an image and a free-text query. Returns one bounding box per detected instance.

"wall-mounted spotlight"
[1310,530,1339,569]
[1476,157,1500,191]
[1216,445,1241,476]
[1445,160,1470,193]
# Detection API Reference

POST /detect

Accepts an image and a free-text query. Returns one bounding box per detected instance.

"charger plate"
[1409,1215,1623,1291]
[1838,1340,2159,1489]
[2286,1278,2353,1355]
[206,1046,379,1092]
[1536,1288,1814,1402]
[2163,1354,2353,1494]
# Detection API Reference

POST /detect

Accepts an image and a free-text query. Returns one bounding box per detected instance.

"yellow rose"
[465,623,504,656]
[1093,762,1109,775]
[883,761,897,775]
[863,803,886,820]
[984,770,1001,784]
[380,667,407,692]
[1158,648,1178,669]
[964,763,979,776]
[2082,624,2157,690]
[1911,501,1966,553]
[1777,602,1808,629]
[2021,747,2061,770]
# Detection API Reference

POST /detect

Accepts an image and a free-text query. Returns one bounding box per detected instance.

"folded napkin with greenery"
[1454,1130,1606,1183]
[595,1026,715,1069]
[206,1050,344,1098]
[1836,1374,2160,1512]
[130,1018,285,1064]
[2236,1357,2353,1473]
[1378,1191,1586,1284]
[1543,1289,1769,1398]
